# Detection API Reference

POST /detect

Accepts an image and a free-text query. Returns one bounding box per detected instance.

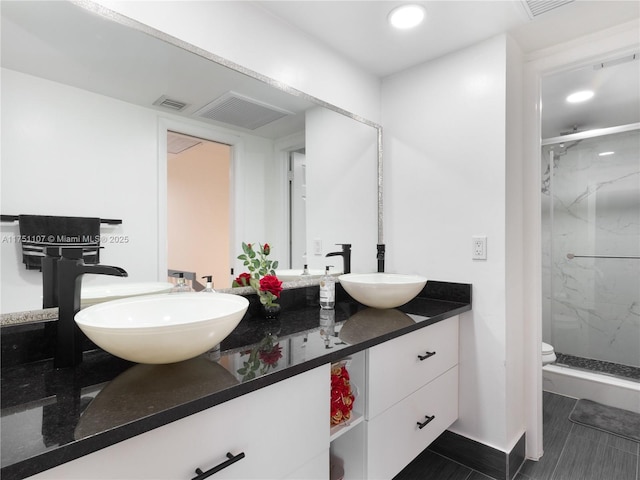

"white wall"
[306,107,379,273]
[505,36,526,451]
[381,35,524,452]
[90,0,381,124]
[1,69,159,312]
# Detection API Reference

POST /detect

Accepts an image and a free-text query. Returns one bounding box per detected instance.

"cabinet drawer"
[366,366,459,480]
[30,365,329,480]
[283,449,329,480]
[367,316,458,419]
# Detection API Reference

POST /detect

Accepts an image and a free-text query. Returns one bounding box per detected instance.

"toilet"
[542,342,556,365]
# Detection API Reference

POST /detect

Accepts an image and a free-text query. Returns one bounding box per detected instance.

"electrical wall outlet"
[313,238,322,255]
[472,236,487,260]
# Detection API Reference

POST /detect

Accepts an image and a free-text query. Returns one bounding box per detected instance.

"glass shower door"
[543,127,640,373]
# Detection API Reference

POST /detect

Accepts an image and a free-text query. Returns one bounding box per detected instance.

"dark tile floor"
[394,391,640,480]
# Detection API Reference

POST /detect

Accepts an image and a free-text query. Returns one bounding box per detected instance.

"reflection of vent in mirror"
[195,91,294,130]
[153,95,189,111]
[167,132,202,154]
[521,0,574,18]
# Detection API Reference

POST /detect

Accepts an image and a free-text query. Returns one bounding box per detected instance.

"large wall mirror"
[0,0,381,313]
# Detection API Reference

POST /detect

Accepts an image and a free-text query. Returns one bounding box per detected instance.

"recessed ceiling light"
[598,151,615,156]
[566,90,594,103]
[388,4,426,30]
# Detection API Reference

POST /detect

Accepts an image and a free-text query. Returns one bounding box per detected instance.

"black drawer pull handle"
[418,351,436,361]
[417,415,435,429]
[192,452,246,480]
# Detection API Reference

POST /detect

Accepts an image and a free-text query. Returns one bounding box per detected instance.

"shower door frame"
[521,28,639,461]
[541,122,640,369]
[542,122,640,147]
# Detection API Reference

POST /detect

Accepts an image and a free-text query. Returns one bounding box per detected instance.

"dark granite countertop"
[0,280,471,480]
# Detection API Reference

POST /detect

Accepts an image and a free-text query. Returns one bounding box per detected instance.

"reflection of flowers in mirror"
[233,242,282,307]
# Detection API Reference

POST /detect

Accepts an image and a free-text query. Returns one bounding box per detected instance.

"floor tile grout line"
[548,401,578,480]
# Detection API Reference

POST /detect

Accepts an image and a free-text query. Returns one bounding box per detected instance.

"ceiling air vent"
[153,95,189,112]
[195,91,294,130]
[521,0,575,18]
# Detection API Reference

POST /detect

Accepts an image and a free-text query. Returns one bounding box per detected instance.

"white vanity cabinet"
[27,316,460,480]
[29,365,329,480]
[329,315,460,480]
[365,315,459,479]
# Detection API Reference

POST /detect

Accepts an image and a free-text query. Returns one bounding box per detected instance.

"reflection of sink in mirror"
[75,357,238,439]
[278,269,342,281]
[339,308,415,345]
[74,293,248,364]
[339,273,427,309]
[80,282,174,308]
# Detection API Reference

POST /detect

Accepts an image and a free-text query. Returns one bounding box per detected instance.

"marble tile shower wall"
[542,128,640,368]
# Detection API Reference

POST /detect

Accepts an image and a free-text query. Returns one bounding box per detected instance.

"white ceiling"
[257,0,640,138]
[256,1,640,78]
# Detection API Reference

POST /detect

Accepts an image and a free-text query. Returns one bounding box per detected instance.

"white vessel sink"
[81,281,174,308]
[338,273,427,309]
[75,293,248,364]
[278,269,342,281]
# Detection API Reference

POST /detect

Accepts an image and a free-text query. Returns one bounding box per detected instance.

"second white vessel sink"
[338,273,427,309]
[75,292,248,364]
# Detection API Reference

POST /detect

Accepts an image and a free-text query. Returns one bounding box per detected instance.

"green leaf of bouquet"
[272,260,279,270]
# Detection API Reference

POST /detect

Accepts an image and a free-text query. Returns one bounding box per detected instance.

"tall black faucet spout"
[326,243,351,274]
[377,244,385,273]
[54,248,127,368]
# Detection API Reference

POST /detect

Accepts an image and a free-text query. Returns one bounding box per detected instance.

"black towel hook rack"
[1,215,122,225]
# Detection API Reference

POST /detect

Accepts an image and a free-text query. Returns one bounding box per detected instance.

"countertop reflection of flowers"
[233,242,282,307]
[237,334,283,381]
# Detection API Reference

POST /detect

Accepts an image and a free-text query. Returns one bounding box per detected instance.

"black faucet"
[377,244,385,273]
[55,247,127,368]
[326,243,351,274]
[42,247,62,308]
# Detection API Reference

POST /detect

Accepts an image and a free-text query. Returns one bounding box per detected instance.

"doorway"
[167,131,232,289]
[289,149,306,269]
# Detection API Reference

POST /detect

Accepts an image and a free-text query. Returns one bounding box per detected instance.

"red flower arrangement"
[233,242,282,307]
[330,361,356,426]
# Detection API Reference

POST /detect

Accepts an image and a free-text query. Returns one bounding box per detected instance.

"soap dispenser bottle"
[171,272,194,293]
[201,275,216,293]
[319,265,335,310]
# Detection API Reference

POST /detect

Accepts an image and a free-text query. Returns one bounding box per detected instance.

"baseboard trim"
[428,430,526,480]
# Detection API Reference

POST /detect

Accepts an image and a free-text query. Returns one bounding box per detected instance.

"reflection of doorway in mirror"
[167,132,231,289]
[290,150,307,269]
